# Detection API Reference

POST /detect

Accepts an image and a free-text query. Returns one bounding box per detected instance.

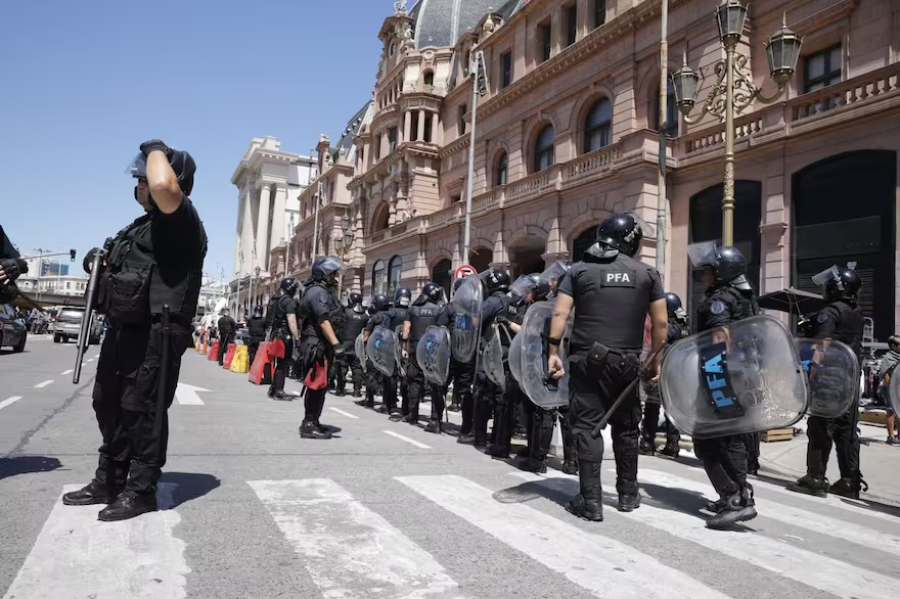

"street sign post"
[454,264,477,279]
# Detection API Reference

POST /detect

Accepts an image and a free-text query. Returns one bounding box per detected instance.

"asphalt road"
[2,335,900,599]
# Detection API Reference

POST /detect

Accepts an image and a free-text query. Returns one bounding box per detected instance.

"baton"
[73,249,105,385]
[590,344,665,439]
[152,305,171,445]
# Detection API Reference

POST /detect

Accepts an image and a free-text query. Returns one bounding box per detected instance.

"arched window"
[572,227,597,261]
[372,260,386,295]
[533,125,555,173]
[388,255,402,295]
[584,98,612,153]
[432,258,452,299]
[652,81,679,138]
[495,152,508,186]
[423,71,435,91]
[372,203,390,232]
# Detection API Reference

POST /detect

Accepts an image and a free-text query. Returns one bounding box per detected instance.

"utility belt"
[578,342,641,381]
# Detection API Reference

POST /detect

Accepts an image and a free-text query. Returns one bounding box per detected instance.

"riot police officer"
[639,292,688,458]
[246,305,267,368]
[64,140,206,521]
[548,214,667,522]
[789,266,865,498]
[269,278,301,400]
[402,282,446,432]
[217,308,237,366]
[689,243,760,529]
[439,278,477,442]
[544,262,579,475]
[0,225,29,304]
[387,287,412,421]
[336,292,368,397]
[362,294,393,411]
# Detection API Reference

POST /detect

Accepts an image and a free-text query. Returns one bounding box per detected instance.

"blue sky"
[0,0,389,280]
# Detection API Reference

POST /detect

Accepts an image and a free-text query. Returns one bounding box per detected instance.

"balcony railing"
[788,63,899,123]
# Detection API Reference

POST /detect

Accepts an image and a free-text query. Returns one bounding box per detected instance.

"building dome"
[410,0,513,49]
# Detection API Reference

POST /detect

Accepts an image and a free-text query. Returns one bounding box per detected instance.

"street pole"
[313,182,323,257]
[656,0,669,279]
[721,39,737,247]
[462,50,486,267]
[285,211,295,276]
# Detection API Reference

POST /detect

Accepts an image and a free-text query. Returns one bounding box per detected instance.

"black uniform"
[217,314,236,365]
[269,293,298,399]
[364,309,393,411]
[488,299,523,457]
[640,317,688,454]
[246,315,267,367]
[66,194,206,518]
[404,298,444,429]
[336,304,368,396]
[438,302,476,439]
[472,290,511,446]
[561,254,664,508]
[0,224,28,303]
[387,305,410,419]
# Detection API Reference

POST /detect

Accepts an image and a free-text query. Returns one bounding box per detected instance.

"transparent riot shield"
[365,325,396,377]
[393,329,407,377]
[355,333,366,374]
[659,315,808,439]
[795,338,859,418]
[451,275,483,363]
[416,325,451,386]
[508,334,524,389]
[482,325,506,391]
[514,300,572,410]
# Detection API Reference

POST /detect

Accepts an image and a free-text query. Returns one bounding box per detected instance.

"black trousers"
[248,338,262,369]
[269,337,294,395]
[807,404,861,480]
[641,401,681,446]
[449,357,475,435]
[473,371,500,442]
[92,323,188,496]
[407,352,444,421]
[568,350,641,495]
[335,340,363,393]
[493,373,525,452]
[218,333,234,365]
[522,400,577,463]
[365,357,383,402]
[694,435,750,498]
[298,336,328,423]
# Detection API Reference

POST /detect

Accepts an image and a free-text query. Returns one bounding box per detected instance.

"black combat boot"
[787,474,829,498]
[658,439,680,459]
[705,485,757,530]
[97,491,158,522]
[352,387,362,398]
[63,480,122,506]
[638,437,655,456]
[565,459,603,522]
[517,457,547,474]
[299,419,332,439]
[829,475,867,499]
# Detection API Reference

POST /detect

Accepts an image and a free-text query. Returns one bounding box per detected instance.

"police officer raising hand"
[547,213,667,523]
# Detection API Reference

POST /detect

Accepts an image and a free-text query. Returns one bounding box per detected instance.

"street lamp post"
[335,213,355,300]
[670,3,803,245]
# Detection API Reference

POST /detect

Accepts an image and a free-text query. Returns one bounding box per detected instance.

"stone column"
[576,0,588,39]
[404,110,412,142]
[256,184,272,272]
[417,109,426,141]
[433,112,442,145]
[270,184,288,270]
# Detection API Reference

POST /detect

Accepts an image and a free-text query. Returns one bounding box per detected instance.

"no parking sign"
[454,264,477,279]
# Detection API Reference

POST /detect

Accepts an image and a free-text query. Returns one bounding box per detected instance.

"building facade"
[229,136,317,318]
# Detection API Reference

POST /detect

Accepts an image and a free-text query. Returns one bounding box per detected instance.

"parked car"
[0,303,27,352]
[53,308,102,345]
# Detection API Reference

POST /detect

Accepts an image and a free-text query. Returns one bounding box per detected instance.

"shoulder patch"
[710,300,727,315]
[817,312,830,323]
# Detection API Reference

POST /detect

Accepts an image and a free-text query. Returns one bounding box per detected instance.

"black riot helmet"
[373,294,391,311]
[452,277,467,295]
[367,304,376,315]
[482,268,511,295]
[280,277,300,297]
[128,148,197,196]
[421,282,444,304]
[394,287,412,308]
[595,213,643,258]
[311,256,343,288]
[253,305,263,318]
[528,273,552,302]
[664,292,682,317]
[349,292,363,306]
[687,241,747,286]
[813,265,862,301]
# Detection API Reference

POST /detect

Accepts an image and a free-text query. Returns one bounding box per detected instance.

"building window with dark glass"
[387,255,402,296]
[372,260,386,295]
[495,152,508,186]
[565,5,578,47]
[593,0,606,29]
[374,135,381,160]
[653,81,679,138]
[803,45,842,114]
[583,98,612,153]
[424,114,433,143]
[501,52,512,88]
[533,125,555,172]
[424,71,434,92]
[388,127,398,152]
[539,23,551,63]
[410,112,419,141]
[458,104,467,136]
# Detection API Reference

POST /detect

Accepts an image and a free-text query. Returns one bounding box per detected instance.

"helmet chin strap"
[135,185,158,211]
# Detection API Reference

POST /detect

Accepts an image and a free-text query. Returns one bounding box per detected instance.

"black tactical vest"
[824,300,865,358]
[272,294,295,335]
[342,306,368,341]
[390,307,408,338]
[409,301,441,342]
[300,284,345,341]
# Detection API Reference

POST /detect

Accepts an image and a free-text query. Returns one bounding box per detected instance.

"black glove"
[0,258,26,283]
[292,345,302,363]
[332,343,346,360]
[495,316,509,325]
[140,139,172,158]
[83,248,103,275]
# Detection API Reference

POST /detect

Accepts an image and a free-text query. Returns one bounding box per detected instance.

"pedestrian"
[401,282,446,432]
[217,308,236,366]
[246,305,267,368]
[547,213,668,522]
[269,278,301,401]
[64,140,206,521]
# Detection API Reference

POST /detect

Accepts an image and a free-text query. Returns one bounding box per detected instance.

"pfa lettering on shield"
[698,341,744,420]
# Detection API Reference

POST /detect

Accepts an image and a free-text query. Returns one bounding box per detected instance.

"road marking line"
[383,430,431,449]
[510,471,900,599]
[328,407,358,419]
[0,396,23,410]
[398,474,727,599]
[92,353,100,359]
[87,358,96,363]
[61,369,73,375]
[248,480,461,598]
[2,484,187,599]
[638,468,900,558]
[34,380,54,389]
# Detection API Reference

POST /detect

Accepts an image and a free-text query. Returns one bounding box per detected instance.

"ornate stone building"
[292,0,900,339]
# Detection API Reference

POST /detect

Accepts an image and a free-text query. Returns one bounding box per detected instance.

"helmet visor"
[811,265,840,287]
[508,275,535,301]
[687,241,719,269]
[316,256,344,275]
[125,153,147,178]
[539,261,569,288]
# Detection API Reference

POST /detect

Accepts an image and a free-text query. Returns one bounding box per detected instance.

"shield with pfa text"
[659,315,808,439]
[451,274,483,363]
[482,325,506,391]
[512,300,572,410]
[355,333,366,373]
[365,325,396,377]
[416,326,451,386]
[796,338,859,418]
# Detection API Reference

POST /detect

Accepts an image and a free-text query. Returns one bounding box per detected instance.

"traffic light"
[70,249,76,262]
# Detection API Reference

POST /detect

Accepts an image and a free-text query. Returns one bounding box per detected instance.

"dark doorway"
[792,150,896,341]
[432,258,452,299]
[688,181,762,319]
[572,228,596,262]
[508,234,546,278]
[469,248,493,273]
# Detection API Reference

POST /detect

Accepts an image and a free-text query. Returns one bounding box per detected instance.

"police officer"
[545,263,579,475]
[639,292,688,458]
[64,140,205,521]
[690,244,760,529]
[472,268,513,450]
[548,214,667,522]
[0,225,29,304]
[400,283,446,432]
[362,294,393,411]
[439,278,477,442]
[217,308,237,366]
[387,287,412,422]
[336,292,368,397]
[246,305,267,368]
[269,278,301,400]
[789,266,865,498]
